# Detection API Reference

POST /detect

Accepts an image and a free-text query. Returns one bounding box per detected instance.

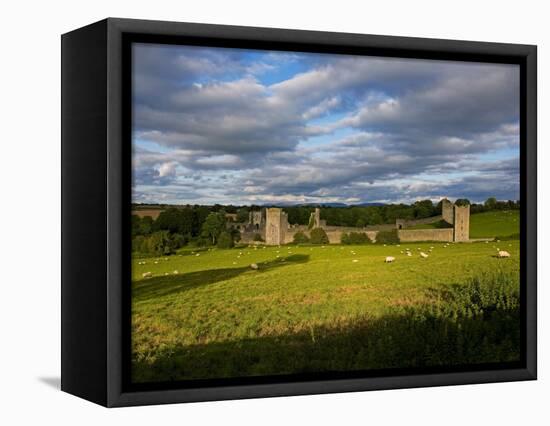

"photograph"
[130,43,521,384]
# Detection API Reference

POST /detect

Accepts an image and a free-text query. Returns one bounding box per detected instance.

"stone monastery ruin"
[234,199,470,245]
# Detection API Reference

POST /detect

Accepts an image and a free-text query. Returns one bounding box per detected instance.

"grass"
[469,210,520,238]
[406,210,519,239]
[131,239,520,383]
[408,220,453,230]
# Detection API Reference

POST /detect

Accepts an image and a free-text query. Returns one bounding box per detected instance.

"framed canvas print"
[61,18,537,407]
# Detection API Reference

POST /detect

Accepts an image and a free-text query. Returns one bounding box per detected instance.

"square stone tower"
[441,198,454,225]
[265,208,288,245]
[453,204,470,242]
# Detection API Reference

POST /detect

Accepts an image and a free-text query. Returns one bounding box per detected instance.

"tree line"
[132,198,519,254]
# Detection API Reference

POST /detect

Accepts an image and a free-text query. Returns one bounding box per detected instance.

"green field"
[408,210,519,238]
[469,210,520,238]
[132,238,520,383]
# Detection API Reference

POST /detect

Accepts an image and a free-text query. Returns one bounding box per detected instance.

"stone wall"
[397,229,454,242]
[280,226,380,244]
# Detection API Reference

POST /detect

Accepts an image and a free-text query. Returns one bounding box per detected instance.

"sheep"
[407,252,412,257]
[420,252,429,258]
[173,270,179,275]
[195,253,200,257]
[497,250,511,258]
[385,256,395,263]
[352,259,359,263]
[250,263,259,270]
[142,272,152,279]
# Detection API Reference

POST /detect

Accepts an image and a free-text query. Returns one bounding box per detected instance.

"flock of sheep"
[384,243,511,264]
[139,241,513,278]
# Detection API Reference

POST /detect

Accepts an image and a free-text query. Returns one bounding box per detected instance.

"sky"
[132,43,520,206]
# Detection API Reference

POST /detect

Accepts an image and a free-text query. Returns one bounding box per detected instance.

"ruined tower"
[441,198,470,242]
[309,207,321,228]
[453,204,470,242]
[265,208,288,245]
[441,198,454,225]
[248,209,265,230]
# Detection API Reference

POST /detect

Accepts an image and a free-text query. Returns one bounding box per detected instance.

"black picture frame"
[61,17,537,407]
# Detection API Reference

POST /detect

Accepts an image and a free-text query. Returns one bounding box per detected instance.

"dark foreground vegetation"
[132,269,520,382]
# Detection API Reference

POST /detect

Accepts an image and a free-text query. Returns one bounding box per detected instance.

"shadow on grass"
[133,254,310,301]
[132,304,520,383]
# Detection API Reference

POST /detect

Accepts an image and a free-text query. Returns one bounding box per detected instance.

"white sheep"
[173,270,179,275]
[142,272,152,279]
[420,252,429,258]
[250,263,259,270]
[352,259,359,263]
[497,251,511,258]
[385,256,395,263]
[407,252,412,257]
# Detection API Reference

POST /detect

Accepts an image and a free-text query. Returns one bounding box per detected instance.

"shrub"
[375,229,400,244]
[132,235,147,253]
[293,231,310,244]
[217,231,235,249]
[309,227,329,244]
[253,233,264,242]
[147,231,174,255]
[341,232,371,245]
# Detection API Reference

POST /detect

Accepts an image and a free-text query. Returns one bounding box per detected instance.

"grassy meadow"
[469,210,520,238]
[409,210,519,238]
[131,216,521,382]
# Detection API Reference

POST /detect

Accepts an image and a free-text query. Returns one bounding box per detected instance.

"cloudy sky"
[132,43,520,206]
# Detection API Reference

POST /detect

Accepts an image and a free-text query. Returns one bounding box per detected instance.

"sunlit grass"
[131,239,520,382]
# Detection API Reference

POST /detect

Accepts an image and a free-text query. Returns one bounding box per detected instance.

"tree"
[455,198,471,207]
[484,197,498,210]
[375,229,400,244]
[341,232,371,245]
[154,208,193,235]
[293,231,310,244]
[139,216,154,235]
[131,215,142,237]
[217,231,234,249]
[147,231,173,255]
[309,227,329,244]
[413,200,435,219]
[200,212,226,245]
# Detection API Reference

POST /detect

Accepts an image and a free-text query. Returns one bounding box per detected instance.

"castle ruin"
[231,198,470,245]
[397,198,469,242]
